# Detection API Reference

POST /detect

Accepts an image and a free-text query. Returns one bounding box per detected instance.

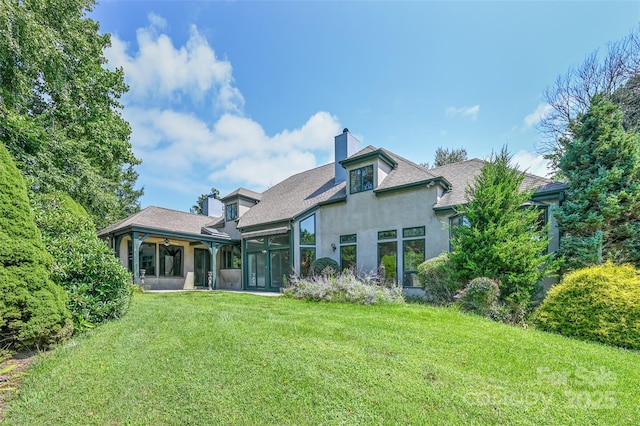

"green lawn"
[4,292,639,425]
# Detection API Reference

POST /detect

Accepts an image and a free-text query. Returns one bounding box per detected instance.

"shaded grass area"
[4,292,639,425]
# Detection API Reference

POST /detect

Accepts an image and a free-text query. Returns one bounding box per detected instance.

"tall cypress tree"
[556,95,640,271]
[0,144,73,349]
[449,148,551,304]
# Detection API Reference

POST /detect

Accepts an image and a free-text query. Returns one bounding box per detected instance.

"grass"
[3,292,639,425]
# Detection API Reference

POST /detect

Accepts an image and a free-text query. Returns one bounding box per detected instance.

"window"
[340,234,357,271]
[350,165,374,193]
[225,202,238,221]
[299,215,316,276]
[128,241,156,276]
[300,247,315,277]
[222,245,242,269]
[448,214,469,251]
[378,241,397,283]
[403,239,425,287]
[159,245,183,277]
[300,215,315,245]
[378,230,397,240]
[403,226,425,238]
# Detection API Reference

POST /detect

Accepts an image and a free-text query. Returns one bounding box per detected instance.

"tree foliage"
[449,148,552,305]
[0,0,142,229]
[32,192,134,331]
[0,144,73,349]
[421,147,468,168]
[434,147,468,167]
[540,25,640,172]
[555,95,640,271]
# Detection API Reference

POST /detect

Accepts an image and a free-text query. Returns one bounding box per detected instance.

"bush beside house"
[0,144,73,350]
[416,253,462,305]
[534,263,640,350]
[32,192,134,331]
[282,271,404,305]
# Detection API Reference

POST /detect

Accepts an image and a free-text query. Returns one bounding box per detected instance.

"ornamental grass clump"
[282,270,404,305]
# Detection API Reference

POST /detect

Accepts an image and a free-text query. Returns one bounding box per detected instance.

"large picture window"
[300,247,316,277]
[403,226,425,287]
[128,241,156,276]
[160,245,183,277]
[378,241,397,283]
[350,165,374,193]
[340,234,357,271]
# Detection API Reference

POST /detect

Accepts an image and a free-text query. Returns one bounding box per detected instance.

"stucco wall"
[292,184,448,285]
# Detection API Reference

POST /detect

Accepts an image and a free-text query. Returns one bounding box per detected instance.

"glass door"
[269,249,290,290]
[247,252,266,289]
[193,248,210,287]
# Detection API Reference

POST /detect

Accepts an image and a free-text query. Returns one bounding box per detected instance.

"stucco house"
[98,129,566,292]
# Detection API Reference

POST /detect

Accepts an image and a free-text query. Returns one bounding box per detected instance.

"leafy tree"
[449,148,552,305]
[32,192,134,331]
[555,95,640,271]
[0,143,73,349]
[420,147,468,168]
[191,188,220,214]
[434,147,468,167]
[0,0,142,229]
[540,25,640,172]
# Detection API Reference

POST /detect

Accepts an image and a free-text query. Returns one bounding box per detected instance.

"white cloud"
[446,105,480,120]
[105,19,244,113]
[103,15,344,202]
[512,150,551,178]
[147,13,167,30]
[524,103,553,128]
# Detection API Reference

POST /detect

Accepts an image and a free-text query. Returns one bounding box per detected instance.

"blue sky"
[91,1,640,212]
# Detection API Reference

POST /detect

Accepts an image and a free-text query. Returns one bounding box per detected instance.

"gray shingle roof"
[221,187,262,202]
[98,206,223,238]
[237,163,346,229]
[430,159,567,209]
[238,146,443,229]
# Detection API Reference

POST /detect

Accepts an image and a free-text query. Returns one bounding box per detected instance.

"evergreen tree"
[434,147,468,167]
[555,95,640,271]
[449,148,551,304]
[0,144,73,349]
[0,0,142,229]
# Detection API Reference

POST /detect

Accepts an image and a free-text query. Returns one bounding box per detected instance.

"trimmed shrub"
[534,263,640,350]
[459,277,500,317]
[417,253,462,305]
[282,271,404,305]
[32,192,134,331]
[309,257,340,276]
[0,145,73,349]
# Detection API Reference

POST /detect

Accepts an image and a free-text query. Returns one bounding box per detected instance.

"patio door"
[194,248,211,287]
[247,251,266,289]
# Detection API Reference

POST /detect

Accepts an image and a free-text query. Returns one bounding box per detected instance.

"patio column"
[204,242,220,290]
[132,232,150,284]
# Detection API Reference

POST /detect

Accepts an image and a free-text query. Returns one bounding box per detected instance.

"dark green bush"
[0,145,73,349]
[459,277,500,317]
[309,257,340,276]
[534,263,640,350]
[32,192,134,331]
[417,253,462,305]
